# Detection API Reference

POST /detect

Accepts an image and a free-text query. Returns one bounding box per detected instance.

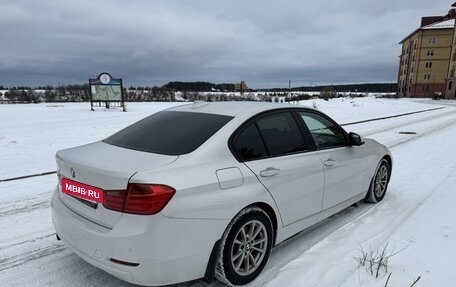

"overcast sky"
[0,1,453,88]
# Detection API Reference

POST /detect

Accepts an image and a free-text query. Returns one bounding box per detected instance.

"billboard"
[91,84,122,101]
[89,73,125,111]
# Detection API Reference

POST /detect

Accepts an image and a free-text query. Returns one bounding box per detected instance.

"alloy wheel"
[374,165,388,198]
[230,220,268,276]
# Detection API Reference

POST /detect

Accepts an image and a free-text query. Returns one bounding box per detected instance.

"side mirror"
[349,132,364,146]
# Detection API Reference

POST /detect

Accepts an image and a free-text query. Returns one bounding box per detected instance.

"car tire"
[215,207,273,286]
[365,159,390,203]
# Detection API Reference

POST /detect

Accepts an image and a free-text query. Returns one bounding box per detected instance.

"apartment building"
[397,19,454,98]
[445,24,456,98]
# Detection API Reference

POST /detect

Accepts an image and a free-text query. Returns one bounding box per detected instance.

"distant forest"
[0,82,397,103]
[287,83,396,93]
[153,82,397,93]
[163,81,235,92]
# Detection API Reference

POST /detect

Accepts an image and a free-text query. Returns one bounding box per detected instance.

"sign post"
[89,73,126,112]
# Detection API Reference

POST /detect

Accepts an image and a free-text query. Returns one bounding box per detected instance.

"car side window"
[256,112,307,157]
[299,112,347,149]
[233,123,268,161]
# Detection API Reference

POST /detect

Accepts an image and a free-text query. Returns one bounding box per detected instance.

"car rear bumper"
[51,188,229,286]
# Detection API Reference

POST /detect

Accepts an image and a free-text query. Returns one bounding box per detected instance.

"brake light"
[103,184,175,215]
[125,184,175,215]
[103,190,126,212]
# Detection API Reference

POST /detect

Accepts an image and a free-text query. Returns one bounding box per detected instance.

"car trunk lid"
[56,141,178,228]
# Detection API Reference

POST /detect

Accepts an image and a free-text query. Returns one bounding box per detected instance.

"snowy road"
[1,99,456,286]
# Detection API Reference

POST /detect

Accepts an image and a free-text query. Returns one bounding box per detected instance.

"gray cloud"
[0,0,452,88]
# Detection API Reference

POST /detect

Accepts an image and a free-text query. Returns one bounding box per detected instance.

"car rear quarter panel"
[132,156,279,222]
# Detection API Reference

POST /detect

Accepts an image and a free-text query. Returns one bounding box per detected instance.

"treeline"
[125,87,174,102]
[1,82,397,94]
[153,82,397,93]
[1,84,176,103]
[265,83,397,93]
[0,82,398,103]
[163,82,397,93]
[2,85,90,103]
[163,81,235,92]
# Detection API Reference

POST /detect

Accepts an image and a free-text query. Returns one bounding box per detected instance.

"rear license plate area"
[62,178,104,204]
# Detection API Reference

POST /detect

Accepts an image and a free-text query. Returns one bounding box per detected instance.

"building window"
[425,62,433,68]
[449,81,453,91]
[424,74,431,81]
[427,50,434,56]
[428,37,436,44]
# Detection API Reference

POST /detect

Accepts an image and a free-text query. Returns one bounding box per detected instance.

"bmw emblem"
[70,168,76,178]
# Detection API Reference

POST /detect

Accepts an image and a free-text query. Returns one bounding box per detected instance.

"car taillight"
[103,190,126,212]
[124,184,175,215]
[103,184,175,215]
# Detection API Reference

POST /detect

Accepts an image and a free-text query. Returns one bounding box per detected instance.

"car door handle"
[260,167,281,177]
[324,159,337,167]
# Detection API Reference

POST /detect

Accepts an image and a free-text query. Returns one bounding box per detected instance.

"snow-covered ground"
[1,98,456,286]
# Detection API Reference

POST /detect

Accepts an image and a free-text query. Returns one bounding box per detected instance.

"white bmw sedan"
[51,101,391,286]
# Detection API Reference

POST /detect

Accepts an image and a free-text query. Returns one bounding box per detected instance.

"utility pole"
[240,80,244,96]
[288,79,291,98]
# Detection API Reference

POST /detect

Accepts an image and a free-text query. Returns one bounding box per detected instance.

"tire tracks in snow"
[0,235,66,272]
[0,198,49,217]
[377,109,456,149]
[363,107,455,137]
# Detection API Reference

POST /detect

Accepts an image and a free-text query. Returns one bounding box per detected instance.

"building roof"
[400,19,455,44]
[422,19,455,30]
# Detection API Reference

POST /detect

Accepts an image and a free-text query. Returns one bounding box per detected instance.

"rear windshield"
[103,111,233,155]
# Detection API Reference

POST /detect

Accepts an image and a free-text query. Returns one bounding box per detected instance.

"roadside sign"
[89,72,126,111]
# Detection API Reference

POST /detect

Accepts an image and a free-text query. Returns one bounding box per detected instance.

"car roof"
[167,101,313,117]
